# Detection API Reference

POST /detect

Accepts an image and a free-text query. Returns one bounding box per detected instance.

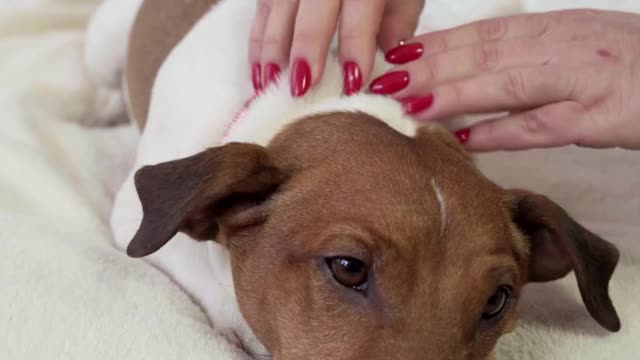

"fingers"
[461,101,586,151]
[405,66,577,122]
[374,39,598,99]
[249,0,272,91]
[378,0,426,51]
[288,0,341,97]
[251,0,420,97]
[339,0,385,95]
[257,0,300,89]
[382,10,607,67]
[387,12,556,62]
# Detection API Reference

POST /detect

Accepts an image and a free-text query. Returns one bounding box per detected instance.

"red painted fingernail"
[264,63,281,87]
[369,71,410,94]
[290,58,311,97]
[455,128,471,144]
[343,61,362,96]
[252,63,262,91]
[385,43,424,64]
[402,93,434,114]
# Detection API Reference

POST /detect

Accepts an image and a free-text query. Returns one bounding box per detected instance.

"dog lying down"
[85,0,621,359]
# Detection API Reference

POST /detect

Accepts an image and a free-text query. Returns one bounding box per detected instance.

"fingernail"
[343,61,362,96]
[252,63,262,91]
[402,93,434,114]
[290,58,311,97]
[385,43,424,64]
[264,63,281,87]
[370,71,410,95]
[455,128,471,144]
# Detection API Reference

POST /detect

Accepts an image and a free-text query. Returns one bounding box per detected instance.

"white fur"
[431,179,447,237]
[224,51,416,146]
[84,0,143,90]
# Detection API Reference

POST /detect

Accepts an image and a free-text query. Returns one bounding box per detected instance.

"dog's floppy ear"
[126,142,287,258]
[508,190,620,332]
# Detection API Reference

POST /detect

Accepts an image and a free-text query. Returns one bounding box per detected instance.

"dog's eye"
[327,257,368,291]
[482,286,512,320]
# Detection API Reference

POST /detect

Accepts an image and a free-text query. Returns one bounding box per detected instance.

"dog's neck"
[221,53,418,146]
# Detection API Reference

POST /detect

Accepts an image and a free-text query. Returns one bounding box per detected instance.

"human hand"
[249,0,425,97]
[370,9,640,151]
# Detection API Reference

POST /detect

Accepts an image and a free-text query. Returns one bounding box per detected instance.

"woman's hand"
[371,9,640,151]
[249,0,425,97]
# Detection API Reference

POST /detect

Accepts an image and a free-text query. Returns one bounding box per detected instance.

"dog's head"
[127,112,619,359]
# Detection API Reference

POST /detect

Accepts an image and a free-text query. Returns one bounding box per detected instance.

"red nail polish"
[290,58,311,97]
[264,63,281,87]
[252,63,262,91]
[455,128,471,144]
[343,61,362,96]
[385,43,424,64]
[370,71,410,95]
[402,94,434,114]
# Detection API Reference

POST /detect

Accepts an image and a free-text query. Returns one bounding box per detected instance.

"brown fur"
[126,0,219,129]
[127,113,620,359]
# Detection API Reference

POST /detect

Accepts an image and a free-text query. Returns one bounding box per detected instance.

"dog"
[85,0,621,359]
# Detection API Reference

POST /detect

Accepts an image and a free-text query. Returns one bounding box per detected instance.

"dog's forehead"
[269,111,414,166]
[270,113,511,250]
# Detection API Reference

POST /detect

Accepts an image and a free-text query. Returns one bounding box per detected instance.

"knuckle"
[249,35,263,47]
[558,101,587,121]
[521,110,548,135]
[257,0,272,11]
[249,39,263,59]
[450,83,465,104]
[502,70,528,102]
[524,14,551,38]
[340,30,368,44]
[478,18,507,41]
[261,34,285,49]
[485,117,500,139]
[430,33,448,53]
[292,29,320,44]
[474,43,500,70]
[424,59,441,83]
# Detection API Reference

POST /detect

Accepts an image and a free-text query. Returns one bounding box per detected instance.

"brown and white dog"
[85,0,621,359]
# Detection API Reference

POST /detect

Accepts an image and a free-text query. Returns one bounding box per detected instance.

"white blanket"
[1,0,638,359]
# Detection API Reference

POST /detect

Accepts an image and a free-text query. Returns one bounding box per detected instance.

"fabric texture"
[0,0,638,359]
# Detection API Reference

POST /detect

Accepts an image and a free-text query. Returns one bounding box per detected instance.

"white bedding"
[0,0,638,359]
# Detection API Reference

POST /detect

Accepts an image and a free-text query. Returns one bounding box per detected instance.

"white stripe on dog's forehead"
[431,178,447,237]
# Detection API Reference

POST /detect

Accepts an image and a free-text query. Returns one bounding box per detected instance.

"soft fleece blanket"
[1,0,638,359]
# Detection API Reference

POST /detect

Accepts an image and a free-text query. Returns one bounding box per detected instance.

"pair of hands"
[250,1,640,152]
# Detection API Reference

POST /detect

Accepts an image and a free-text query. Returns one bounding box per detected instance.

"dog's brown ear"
[126,143,287,258]
[509,190,620,332]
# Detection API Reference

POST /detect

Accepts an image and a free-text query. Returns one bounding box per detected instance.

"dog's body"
[86,1,621,359]
[87,0,266,354]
